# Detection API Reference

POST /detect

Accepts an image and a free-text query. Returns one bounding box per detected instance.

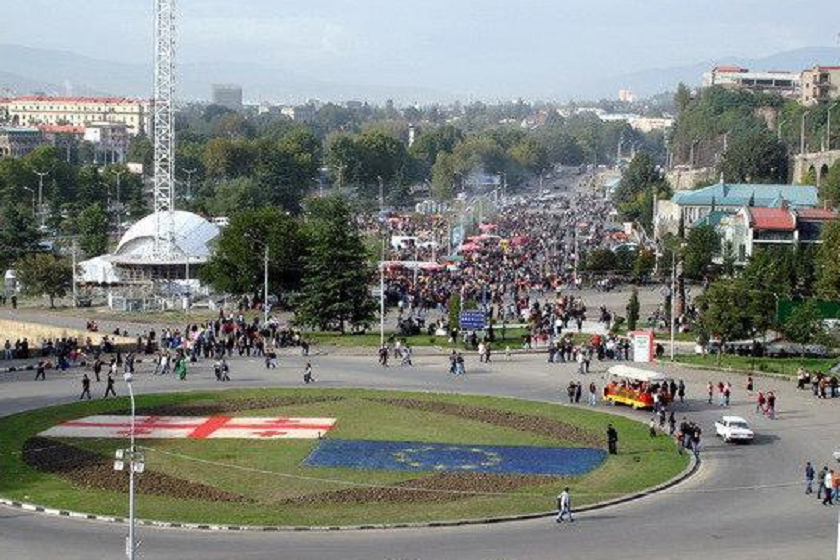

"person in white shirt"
[556,487,573,523]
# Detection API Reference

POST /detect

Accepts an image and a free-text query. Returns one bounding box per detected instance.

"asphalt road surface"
[1,351,838,560]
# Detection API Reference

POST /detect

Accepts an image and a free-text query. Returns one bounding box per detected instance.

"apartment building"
[800,65,840,106]
[0,96,152,136]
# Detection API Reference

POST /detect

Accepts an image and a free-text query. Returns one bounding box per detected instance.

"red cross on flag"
[39,415,337,440]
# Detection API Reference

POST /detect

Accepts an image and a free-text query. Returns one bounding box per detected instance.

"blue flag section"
[304,439,607,476]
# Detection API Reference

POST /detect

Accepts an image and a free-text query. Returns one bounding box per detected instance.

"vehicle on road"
[604,365,673,410]
[714,416,755,443]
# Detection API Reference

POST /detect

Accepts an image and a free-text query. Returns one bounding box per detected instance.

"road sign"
[459,310,487,330]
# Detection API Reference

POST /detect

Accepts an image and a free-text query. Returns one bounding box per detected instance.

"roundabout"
[0,351,837,560]
[0,388,686,528]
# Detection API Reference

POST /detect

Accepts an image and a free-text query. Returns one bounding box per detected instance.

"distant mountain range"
[1,43,838,104]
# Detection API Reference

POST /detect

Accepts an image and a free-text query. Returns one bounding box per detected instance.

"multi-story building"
[211,84,243,111]
[84,121,129,164]
[703,66,800,97]
[800,65,840,106]
[0,127,46,158]
[0,96,152,136]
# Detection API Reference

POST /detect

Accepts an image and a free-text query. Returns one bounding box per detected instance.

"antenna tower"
[153,0,176,258]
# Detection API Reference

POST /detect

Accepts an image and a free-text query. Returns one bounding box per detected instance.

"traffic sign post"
[459,310,487,331]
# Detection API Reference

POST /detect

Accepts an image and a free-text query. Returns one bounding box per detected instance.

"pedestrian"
[93,357,103,382]
[805,461,815,495]
[677,380,685,403]
[766,391,776,419]
[303,361,314,384]
[723,382,731,407]
[103,374,117,398]
[756,391,765,414]
[219,357,230,381]
[746,375,754,394]
[79,374,92,400]
[817,466,828,501]
[668,410,676,436]
[588,382,598,406]
[555,487,573,523]
[574,382,582,404]
[707,382,713,405]
[649,417,657,438]
[607,424,618,455]
[823,469,834,506]
[34,360,46,381]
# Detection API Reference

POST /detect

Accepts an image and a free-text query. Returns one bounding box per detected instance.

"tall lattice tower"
[153,0,176,259]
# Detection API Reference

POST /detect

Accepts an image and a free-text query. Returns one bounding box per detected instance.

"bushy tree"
[682,225,720,280]
[719,128,788,183]
[613,152,670,230]
[0,204,41,271]
[77,203,109,257]
[783,300,825,353]
[815,221,840,300]
[626,288,640,331]
[16,253,73,308]
[200,208,304,301]
[696,279,769,365]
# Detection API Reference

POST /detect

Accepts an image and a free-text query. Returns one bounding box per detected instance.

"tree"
[674,83,693,114]
[200,208,304,300]
[783,300,824,354]
[696,279,766,365]
[613,152,670,230]
[206,177,267,216]
[719,128,788,184]
[294,197,376,333]
[819,160,840,206]
[15,253,73,308]
[0,204,41,271]
[626,288,640,331]
[682,225,720,280]
[633,248,656,280]
[815,221,840,300]
[585,248,616,272]
[77,203,109,257]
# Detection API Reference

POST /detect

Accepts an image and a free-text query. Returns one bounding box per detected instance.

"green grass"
[674,354,838,377]
[307,328,534,348]
[0,388,688,526]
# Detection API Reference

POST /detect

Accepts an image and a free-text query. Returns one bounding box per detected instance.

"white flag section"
[39,415,337,440]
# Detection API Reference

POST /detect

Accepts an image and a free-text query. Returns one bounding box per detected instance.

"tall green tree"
[626,288,640,331]
[200,208,304,300]
[613,152,670,230]
[682,225,720,280]
[815,221,840,300]
[15,253,73,308]
[719,128,788,183]
[77,203,109,257]
[696,279,768,365]
[783,300,825,353]
[294,197,376,333]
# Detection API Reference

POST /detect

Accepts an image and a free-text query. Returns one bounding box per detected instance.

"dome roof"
[112,210,220,264]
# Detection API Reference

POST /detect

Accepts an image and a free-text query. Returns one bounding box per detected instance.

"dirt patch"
[23,437,247,503]
[376,398,604,448]
[134,395,345,417]
[281,472,556,505]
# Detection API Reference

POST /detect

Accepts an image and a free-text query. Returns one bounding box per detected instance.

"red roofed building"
[720,205,838,264]
[0,95,151,136]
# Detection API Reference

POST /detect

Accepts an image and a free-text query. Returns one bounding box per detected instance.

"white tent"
[607,365,669,383]
[77,256,121,284]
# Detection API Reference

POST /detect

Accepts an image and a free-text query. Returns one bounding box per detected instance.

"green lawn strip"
[0,388,687,526]
[305,329,534,348]
[674,354,837,376]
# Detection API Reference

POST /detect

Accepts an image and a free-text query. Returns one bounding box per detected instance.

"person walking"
[668,410,676,436]
[103,374,117,398]
[219,357,230,381]
[34,360,46,381]
[303,361,314,384]
[746,375,754,394]
[766,391,776,419]
[817,466,829,501]
[79,374,92,400]
[93,357,103,382]
[805,461,815,495]
[707,382,713,405]
[822,469,834,506]
[555,487,573,523]
[607,424,618,455]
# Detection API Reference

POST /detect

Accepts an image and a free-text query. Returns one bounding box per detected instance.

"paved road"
[1,351,837,560]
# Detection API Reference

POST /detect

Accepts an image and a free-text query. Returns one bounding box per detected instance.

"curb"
[668,361,797,382]
[0,455,698,533]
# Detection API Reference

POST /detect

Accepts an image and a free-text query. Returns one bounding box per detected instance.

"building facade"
[800,66,840,106]
[84,121,129,164]
[0,127,46,158]
[0,96,152,136]
[703,66,800,97]
[211,84,243,111]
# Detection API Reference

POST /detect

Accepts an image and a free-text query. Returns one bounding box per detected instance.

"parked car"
[714,416,755,443]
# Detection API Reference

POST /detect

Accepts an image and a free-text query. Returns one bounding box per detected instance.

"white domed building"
[78,211,221,285]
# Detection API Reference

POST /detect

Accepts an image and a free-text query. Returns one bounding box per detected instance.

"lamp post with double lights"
[114,371,144,560]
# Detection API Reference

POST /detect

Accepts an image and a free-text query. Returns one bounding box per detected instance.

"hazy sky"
[5,0,840,97]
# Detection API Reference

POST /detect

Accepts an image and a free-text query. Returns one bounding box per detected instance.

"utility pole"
[263,244,269,326]
[827,101,839,152]
[111,169,125,237]
[378,175,386,347]
[71,240,78,307]
[115,373,144,560]
[34,170,49,229]
[181,167,197,202]
[669,250,676,361]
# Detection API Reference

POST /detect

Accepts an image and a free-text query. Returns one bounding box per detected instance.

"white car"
[714,416,755,443]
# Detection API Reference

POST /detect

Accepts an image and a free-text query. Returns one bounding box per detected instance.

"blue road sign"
[459,310,486,330]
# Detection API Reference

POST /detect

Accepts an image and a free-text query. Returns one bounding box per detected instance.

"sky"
[4,0,840,99]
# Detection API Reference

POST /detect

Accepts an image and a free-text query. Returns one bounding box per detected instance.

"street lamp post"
[116,372,144,560]
[827,101,840,152]
[244,233,271,325]
[800,111,811,155]
[34,170,49,229]
[111,169,125,237]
